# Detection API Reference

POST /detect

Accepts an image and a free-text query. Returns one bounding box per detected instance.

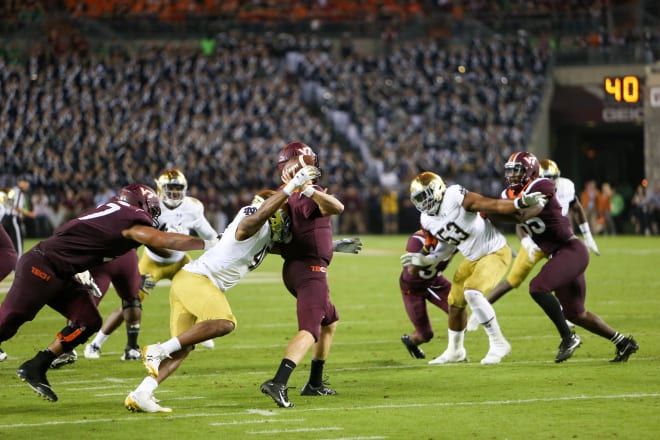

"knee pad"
[122,298,142,310]
[57,323,99,352]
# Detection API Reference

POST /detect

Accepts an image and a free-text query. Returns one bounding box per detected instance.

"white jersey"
[420,185,507,261]
[182,205,271,291]
[146,196,218,264]
[554,176,576,217]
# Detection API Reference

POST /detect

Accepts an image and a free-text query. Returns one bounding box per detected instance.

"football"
[281,154,317,179]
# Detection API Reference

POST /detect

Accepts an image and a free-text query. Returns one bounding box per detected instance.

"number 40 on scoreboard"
[604,76,641,105]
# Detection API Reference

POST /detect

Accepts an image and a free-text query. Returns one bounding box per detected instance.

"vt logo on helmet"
[119,183,162,226]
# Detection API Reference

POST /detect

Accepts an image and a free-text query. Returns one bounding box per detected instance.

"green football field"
[0,235,658,439]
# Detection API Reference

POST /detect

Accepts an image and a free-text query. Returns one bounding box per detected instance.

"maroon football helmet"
[504,151,540,193]
[119,183,162,225]
[276,142,318,172]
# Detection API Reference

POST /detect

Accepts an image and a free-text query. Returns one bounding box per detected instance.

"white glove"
[74,270,103,298]
[520,236,541,261]
[400,252,440,267]
[203,236,220,250]
[282,166,321,196]
[333,238,362,254]
[466,313,480,332]
[140,274,157,294]
[579,222,600,256]
[514,191,548,209]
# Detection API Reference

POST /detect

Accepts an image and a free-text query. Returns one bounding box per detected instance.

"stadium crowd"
[2,1,658,237]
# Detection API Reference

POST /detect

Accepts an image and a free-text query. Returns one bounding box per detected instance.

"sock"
[308,358,325,387]
[92,331,109,348]
[610,332,625,346]
[531,292,572,339]
[135,375,158,395]
[161,337,182,355]
[447,329,465,351]
[464,289,495,324]
[273,358,296,385]
[126,323,140,349]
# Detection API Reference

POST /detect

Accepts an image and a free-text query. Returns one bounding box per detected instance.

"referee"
[1,178,35,257]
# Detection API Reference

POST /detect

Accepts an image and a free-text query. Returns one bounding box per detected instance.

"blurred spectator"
[597,182,615,235]
[337,184,366,235]
[630,184,650,235]
[30,187,52,238]
[647,183,660,235]
[580,180,601,233]
[609,184,625,234]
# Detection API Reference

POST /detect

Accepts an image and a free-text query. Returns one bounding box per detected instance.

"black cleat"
[300,381,337,396]
[555,333,581,363]
[260,380,294,408]
[401,334,425,359]
[611,336,639,363]
[17,359,58,402]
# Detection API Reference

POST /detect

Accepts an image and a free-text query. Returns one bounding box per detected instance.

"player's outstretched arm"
[123,224,205,251]
[235,190,289,241]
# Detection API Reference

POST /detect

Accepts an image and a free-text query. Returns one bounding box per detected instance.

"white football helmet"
[410,172,446,216]
[155,169,187,209]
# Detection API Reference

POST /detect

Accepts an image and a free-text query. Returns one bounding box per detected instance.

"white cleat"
[84,343,101,359]
[199,339,215,349]
[141,344,170,378]
[124,391,172,413]
[428,348,468,364]
[466,313,480,332]
[480,339,512,365]
[0,348,8,362]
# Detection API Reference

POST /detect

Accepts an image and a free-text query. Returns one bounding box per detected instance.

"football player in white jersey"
[467,158,599,331]
[85,169,220,360]
[403,171,547,365]
[124,165,320,413]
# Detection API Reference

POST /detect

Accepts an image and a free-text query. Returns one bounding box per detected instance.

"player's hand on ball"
[283,165,321,195]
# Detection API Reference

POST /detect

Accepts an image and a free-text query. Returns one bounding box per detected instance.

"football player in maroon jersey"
[260,142,347,408]
[0,183,213,402]
[399,229,455,359]
[504,152,638,363]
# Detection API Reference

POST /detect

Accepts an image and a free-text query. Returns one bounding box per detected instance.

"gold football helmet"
[251,189,292,244]
[155,169,187,208]
[410,171,446,215]
[539,159,561,180]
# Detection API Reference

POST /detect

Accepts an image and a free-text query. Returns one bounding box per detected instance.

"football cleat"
[555,333,581,363]
[121,347,141,361]
[260,380,294,408]
[17,359,58,402]
[125,391,172,413]
[141,344,170,378]
[401,334,425,359]
[84,343,101,359]
[428,348,468,365]
[199,339,215,349]
[300,381,337,396]
[480,339,511,365]
[611,336,639,363]
[0,347,7,362]
[50,350,78,369]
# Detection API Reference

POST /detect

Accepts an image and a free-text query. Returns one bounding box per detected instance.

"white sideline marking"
[210,417,305,426]
[246,427,343,434]
[1,393,658,429]
[245,409,279,416]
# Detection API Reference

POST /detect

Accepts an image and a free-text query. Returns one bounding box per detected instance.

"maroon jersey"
[0,226,17,280]
[280,186,334,264]
[37,200,153,277]
[399,230,451,294]
[89,249,141,305]
[521,178,575,256]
